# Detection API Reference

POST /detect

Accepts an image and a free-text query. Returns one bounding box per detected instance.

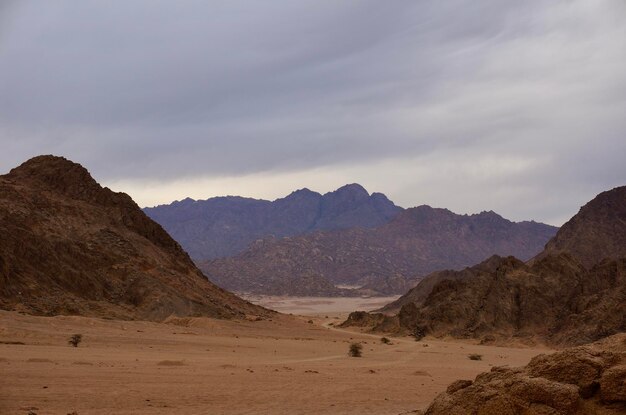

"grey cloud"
[1,0,625,224]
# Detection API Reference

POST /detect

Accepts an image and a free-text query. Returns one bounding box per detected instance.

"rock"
[423,333,626,415]
[599,365,626,403]
[446,379,472,394]
[526,349,619,397]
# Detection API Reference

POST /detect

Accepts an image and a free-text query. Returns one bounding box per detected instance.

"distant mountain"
[200,206,558,296]
[0,156,268,321]
[359,186,626,346]
[144,183,402,260]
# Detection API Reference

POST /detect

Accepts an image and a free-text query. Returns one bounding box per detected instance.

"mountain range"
[200,206,558,296]
[147,184,558,297]
[144,183,401,260]
[0,156,268,320]
[350,185,626,346]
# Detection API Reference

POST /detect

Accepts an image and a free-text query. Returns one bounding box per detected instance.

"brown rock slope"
[538,186,626,266]
[0,155,268,320]
[364,186,626,346]
[200,207,557,296]
[380,255,505,313]
[422,333,626,415]
[398,254,626,345]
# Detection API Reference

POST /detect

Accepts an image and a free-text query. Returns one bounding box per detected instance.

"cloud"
[1,0,625,225]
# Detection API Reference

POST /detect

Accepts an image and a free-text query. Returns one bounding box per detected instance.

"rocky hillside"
[396,254,626,346]
[421,333,626,414]
[538,186,626,266]
[359,186,626,346]
[144,184,401,260]
[0,155,269,321]
[200,207,557,296]
[380,255,505,313]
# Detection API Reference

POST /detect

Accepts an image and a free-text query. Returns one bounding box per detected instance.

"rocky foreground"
[420,333,626,415]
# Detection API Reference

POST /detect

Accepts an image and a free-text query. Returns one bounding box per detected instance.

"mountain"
[359,186,626,346]
[385,186,626,314]
[380,255,506,313]
[0,155,269,321]
[538,186,626,266]
[421,333,626,414]
[200,206,557,296]
[144,183,402,260]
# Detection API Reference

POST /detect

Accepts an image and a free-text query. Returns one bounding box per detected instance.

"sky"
[1,1,625,226]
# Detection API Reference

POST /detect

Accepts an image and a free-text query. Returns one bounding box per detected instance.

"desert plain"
[0,300,552,415]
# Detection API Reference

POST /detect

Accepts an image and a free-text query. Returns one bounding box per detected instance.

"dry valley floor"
[0,310,551,415]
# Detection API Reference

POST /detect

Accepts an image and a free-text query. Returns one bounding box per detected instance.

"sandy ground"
[0,310,551,415]
[241,295,401,315]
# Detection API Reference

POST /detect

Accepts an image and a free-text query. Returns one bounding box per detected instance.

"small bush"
[468,353,482,361]
[412,326,426,341]
[68,334,82,347]
[348,342,363,357]
[380,337,391,344]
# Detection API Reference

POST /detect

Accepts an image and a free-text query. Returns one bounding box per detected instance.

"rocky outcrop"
[380,255,505,313]
[200,207,557,296]
[0,155,270,321]
[423,334,626,414]
[340,311,401,333]
[384,254,626,346]
[144,183,402,260]
[538,186,626,267]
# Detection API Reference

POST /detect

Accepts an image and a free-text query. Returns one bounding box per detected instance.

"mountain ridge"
[144,183,402,260]
[354,185,626,346]
[200,204,558,296]
[0,155,269,321]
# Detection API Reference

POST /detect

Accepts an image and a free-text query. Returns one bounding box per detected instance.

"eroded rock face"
[390,254,626,346]
[539,186,626,267]
[424,334,626,415]
[0,155,269,321]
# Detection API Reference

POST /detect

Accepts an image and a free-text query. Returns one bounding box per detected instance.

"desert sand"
[241,295,401,315]
[0,310,551,415]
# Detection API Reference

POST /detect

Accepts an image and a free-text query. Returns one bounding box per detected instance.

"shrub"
[468,353,482,361]
[348,342,363,357]
[68,334,82,347]
[380,337,391,344]
[412,326,426,341]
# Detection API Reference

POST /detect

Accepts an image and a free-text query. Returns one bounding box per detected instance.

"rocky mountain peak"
[540,185,626,267]
[7,155,106,202]
[326,183,370,199]
[0,156,268,320]
[145,183,402,260]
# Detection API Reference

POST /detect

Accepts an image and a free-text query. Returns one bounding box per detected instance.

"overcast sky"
[1,1,625,225]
